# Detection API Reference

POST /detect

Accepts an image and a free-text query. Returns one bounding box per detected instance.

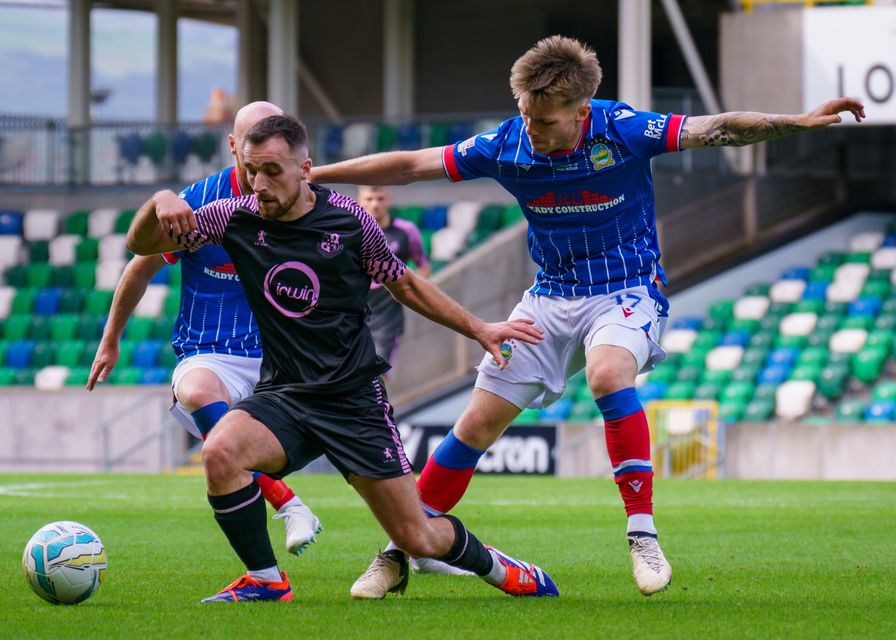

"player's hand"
[155,190,197,239]
[476,318,544,370]
[803,97,866,128]
[86,340,120,390]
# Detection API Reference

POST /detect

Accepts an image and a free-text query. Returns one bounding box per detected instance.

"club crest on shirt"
[589,143,615,171]
[317,232,343,258]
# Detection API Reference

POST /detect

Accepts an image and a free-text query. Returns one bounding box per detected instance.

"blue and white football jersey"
[163,167,262,360]
[442,99,686,316]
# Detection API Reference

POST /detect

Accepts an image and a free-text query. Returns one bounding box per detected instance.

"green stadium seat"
[665,382,696,400]
[862,279,890,299]
[701,316,728,332]
[28,240,50,263]
[675,366,702,384]
[64,210,90,236]
[75,237,99,262]
[151,316,174,341]
[823,301,847,316]
[77,315,102,341]
[157,347,177,369]
[693,330,722,351]
[844,251,871,264]
[815,314,841,333]
[117,341,137,368]
[80,340,100,367]
[124,317,153,341]
[743,283,770,296]
[73,262,97,288]
[49,265,74,288]
[65,367,91,386]
[718,401,746,422]
[749,331,775,349]
[775,334,808,349]
[882,298,896,315]
[873,314,896,331]
[11,288,36,314]
[26,263,52,289]
[111,367,143,385]
[475,205,505,232]
[465,228,491,248]
[741,346,769,366]
[835,399,867,422]
[0,367,16,386]
[646,365,677,384]
[806,329,835,348]
[707,299,735,324]
[375,124,396,152]
[30,342,54,368]
[789,364,821,383]
[743,399,775,421]
[767,302,793,316]
[4,264,27,288]
[852,348,887,384]
[501,204,525,227]
[50,314,80,341]
[752,383,778,402]
[55,340,86,367]
[31,316,51,341]
[865,329,894,354]
[163,290,181,315]
[840,315,874,331]
[167,264,181,287]
[817,251,845,267]
[392,206,424,226]
[0,341,8,367]
[731,363,760,383]
[729,318,759,333]
[793,299,825,314]
[694,383,721,401]
[114,209,136,234]
[809,265,837,282]
[84,290,113,316]
[14,368,36,385]
[701,369,732,386]
[3,315,31,340]
[57,288,85,314]
[797,346,829,367]
[680,347,710,368]
[514,408,542,424]
[721,381,755,405]
[569,400,596,423]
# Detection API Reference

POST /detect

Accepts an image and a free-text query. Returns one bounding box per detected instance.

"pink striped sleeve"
[177,195,258,251]
[328,190,406,284]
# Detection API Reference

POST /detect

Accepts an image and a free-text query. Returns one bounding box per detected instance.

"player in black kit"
[126,115,559,603]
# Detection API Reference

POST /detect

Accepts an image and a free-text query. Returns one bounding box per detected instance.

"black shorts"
[233,377,412,481]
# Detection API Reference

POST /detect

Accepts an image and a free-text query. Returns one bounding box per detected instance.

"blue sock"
[190,401,230,437]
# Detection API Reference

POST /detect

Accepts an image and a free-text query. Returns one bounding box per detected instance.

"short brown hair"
[509,36,602,106]
[245,114,308,152]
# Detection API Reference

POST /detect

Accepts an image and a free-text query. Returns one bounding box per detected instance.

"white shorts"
[169,353,262,439]
[475,286,667,410]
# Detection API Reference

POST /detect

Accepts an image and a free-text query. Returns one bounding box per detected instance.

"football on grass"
[22,521,107,605]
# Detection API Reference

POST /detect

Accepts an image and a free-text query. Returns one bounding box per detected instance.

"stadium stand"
[0,202,525,387]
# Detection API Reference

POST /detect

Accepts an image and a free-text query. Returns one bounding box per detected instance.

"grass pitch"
[1,474,894,640]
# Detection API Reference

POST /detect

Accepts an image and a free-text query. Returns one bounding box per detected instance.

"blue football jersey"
[164,167,262,360]
[442,99,686,316]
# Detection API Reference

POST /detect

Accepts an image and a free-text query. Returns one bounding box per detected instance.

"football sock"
[190,401,229,437]
[253,472,298,511]
[596,388,655,518]
[208,480,278,572]
[436,514,495,579]
[417,430,485,514]
[627,513,657,536]
[248,567,283,582]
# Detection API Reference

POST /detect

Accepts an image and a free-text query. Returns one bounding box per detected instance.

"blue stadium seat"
[848,297,882,317]
[766,347,799,367]
[395,123,422,151]
[447,122,474,143]
[132,340,162,368]
[802,281,828,300]
[720,330,751,347]
[671,316,702,331]
[118,132,142,166]
[171,131,191,165]
[420,205,449,230]
[540,398,572,421]
[882,234,896,247]
[140,367,170,385]
[5,340,34,368]
[0,210,24,235]
[780,266,811,281]
[758,364,790,385]
[637,381,667,403]
[33,288,62,315]
[323,126,344,160]
[864,400,896,422]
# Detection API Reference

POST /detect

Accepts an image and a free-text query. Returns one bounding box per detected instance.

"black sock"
[207,481,277,571]
[436,514,494,576]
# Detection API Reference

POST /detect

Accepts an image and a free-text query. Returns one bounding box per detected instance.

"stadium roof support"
[156,0,177,125]
[383,0,414,118]
[267,0,299,117]
[68,0,91,183]
[618,0,652,111]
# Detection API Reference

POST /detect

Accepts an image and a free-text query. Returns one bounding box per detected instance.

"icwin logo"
[263,261,320,318]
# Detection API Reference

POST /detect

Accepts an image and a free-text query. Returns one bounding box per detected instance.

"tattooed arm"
[680,97,866,149]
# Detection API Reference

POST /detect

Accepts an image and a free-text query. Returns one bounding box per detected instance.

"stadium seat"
[646,364,677,384]
[829,329,868,353]
[0,368,16,386]
[48,235,81,266]
[14,368,36,385]
[797,346,828,367]
[705,345,743,370]
[660,329,697,353]
[446,202,481,233]
[157,346,177,369]
[340,123,375,159]
[801,281,828,300]
[420,205,449,231]
[501,204,525,227]
[540,398,572,421]
[132,340,162,368]
[430,227,467,261]
[848,297,881,317]
[54,340,85,368]
[23,209,60,241]
[34,365,69,391]
[758,365,789,386]
[719,330,750,348]
[850,231,883,253]
[50,314,80,341]
[133,284,169,318]
[87,209,118,238]
[840,315,874,332]
[163,289,181,315]
[719,401,746,422]
[3,315,30,340]
[675,365,703,384]
[871,247,896,270]
[0,210,24,235]
[702,368,732,386]
[694,383,721,401]
[392,205,424,227]
[871,380,896,403]
[779,312,817,337]
[0,287,15,319]
[395,123,422,150]
[793,299,825,314]
[753,383,778,402]
[766,347,799,367]
[780,266,810,281]
[731,363,760,383]
[637,381,667,403]
[671,316,702,331]
[49,265,74,288]
[864,400,896,423]
[743,283,771,296]
[111,367,143,385]
[149,267,170,286]
[0,237,23,273]
[114,209,137,234]
[30,342,54,368]
[83,289,113,316]
[5,340,34,368]
[835,399,867,422]
[140,367,170,385]
[124,317,154,341]
[65,367,91,387]
[30,316,51,341]
[789,364,821,383]
[770,279,805,303]
[733,296,769,320]
[95,260,127,290]
[10,288,36,314]
[665,382,696,400]
[57,288,84,314]
[743,398,775,422]
[98,235,129,262]
[75,237,99,262]
[375,124,397,152]
[852,348,887,384]
[33,288,62,315]
[63,211,90,236]
[26,263,52,289]
[77,315,103,341]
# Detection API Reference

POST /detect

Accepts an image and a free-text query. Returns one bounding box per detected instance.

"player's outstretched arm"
[384,270,544,369]
[87,254,166,390]
[680,97,866,149]
[127,190,195,255]
[310,147,445,186]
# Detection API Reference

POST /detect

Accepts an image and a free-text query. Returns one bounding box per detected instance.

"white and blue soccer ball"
[22,521,107,605]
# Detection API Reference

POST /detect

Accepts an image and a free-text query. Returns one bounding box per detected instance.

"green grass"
[1,474,894,639]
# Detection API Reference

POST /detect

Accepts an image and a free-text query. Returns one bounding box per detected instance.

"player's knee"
[587,361,632,398]
[179,385,228,413]
[201,436,239,482]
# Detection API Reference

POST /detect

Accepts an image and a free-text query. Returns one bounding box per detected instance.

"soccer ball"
[22,521,107,605]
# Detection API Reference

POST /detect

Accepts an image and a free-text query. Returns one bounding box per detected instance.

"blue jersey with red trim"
[164,167,262,360]
[442,99,685,315]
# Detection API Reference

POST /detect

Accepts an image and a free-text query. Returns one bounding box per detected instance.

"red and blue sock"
[192,401,297,511]
[595,388,656,535]
[417,430,485,515]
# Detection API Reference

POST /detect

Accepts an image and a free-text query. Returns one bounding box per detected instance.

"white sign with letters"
[803,6,896,125]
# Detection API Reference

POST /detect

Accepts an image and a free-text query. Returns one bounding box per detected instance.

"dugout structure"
[646,400,720,479]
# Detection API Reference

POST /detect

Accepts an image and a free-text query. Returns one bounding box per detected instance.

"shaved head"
[233,101,283,146]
